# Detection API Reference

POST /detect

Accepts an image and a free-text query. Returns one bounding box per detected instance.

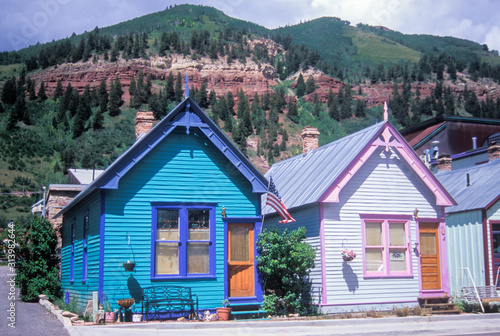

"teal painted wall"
[61,191,101,313]
[102,127,260,312]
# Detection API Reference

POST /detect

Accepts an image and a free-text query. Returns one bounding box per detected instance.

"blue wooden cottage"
[263,120,456,313]
[57,96,268,318]
[435,148,500,294]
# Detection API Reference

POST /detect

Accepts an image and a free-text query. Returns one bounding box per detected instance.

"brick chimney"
[135,111,155,139]
[488,141,500,161]
[301,126,320,154]
[437,154,452,172]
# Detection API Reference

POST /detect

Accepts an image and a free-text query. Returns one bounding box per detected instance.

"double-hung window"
[152,204,215,279]
[362,215,412,277]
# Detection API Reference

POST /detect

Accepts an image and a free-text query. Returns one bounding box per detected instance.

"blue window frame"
[82,211,89,282]
[151,203,216,279]
[70,218,75,282]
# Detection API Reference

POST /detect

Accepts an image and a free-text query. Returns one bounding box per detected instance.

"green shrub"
[257,226,317,316]
[15,216,61,302]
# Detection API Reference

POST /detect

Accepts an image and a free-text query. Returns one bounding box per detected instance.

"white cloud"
[484,26,500,51]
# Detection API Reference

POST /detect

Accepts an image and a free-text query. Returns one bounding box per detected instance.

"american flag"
[266,176,295,224]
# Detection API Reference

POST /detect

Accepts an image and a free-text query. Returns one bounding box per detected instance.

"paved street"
[2,266,500,335]
[0,266,69,336]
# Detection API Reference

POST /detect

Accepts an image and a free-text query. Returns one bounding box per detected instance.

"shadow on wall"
[342,261,359,293]
[127,275,143,304]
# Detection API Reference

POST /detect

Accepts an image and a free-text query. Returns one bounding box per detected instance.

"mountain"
[1,4,500,226]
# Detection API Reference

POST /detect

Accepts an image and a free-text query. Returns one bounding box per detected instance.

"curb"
[38,295,73,328]
[91,312,500,330]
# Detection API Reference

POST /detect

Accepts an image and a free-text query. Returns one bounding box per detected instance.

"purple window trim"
[82,210,89,282]
[361,214,413,278]
[70,218,75,283]
[150,203,216,279]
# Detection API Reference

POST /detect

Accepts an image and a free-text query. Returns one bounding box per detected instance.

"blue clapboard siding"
[262,204,322,300]
[446,210,485,294]
[322,147,441,311]
[60,191,101,311]
[102,128,259,311]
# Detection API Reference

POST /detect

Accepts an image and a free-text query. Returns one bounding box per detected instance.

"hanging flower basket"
[342,249,356,262]
[123,262,136,271]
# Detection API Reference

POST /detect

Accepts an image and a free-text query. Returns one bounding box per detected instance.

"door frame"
[223,217,263,304]
[417,218,450,297]
[489,220,500,287]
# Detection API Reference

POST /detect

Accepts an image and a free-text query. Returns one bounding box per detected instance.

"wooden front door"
[228,223,255,297]
[419,223,441,290]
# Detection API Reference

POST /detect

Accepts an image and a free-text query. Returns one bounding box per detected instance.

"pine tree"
[165,72,175,101]
[92,107,104,130]
[237,89,252,137]
[227,91,235,116]
[108,77,123,117]
[1,76,17,104]
[328,98,339,121]
[296,73,306,97]
[174,72,183,102]
[305,75,316,95]
[355,99,366,118]
[38,81,47,101]
[97,79,108,112]
[53,79,63,101]
[287,98,299,123]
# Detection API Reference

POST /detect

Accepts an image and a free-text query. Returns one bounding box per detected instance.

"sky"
[1,0,500,53]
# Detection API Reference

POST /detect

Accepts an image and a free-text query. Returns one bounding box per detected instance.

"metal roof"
[67,169,104,184]
[263,121,386,214]
[436,159,500,213]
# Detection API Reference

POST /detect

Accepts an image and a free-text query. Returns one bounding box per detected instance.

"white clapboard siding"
[322,147,439,307]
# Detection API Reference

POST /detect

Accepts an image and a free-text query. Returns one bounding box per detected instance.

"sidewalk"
[0,266,70,336]
[66,313,500,336]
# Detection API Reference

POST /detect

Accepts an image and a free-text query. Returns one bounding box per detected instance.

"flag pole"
[261,173,273,228]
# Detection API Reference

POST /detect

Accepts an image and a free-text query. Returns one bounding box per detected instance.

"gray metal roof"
[263,121,386,214]
[436,159,500,213]
[68,169,104,184]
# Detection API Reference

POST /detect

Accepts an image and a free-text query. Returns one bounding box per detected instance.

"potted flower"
[216,299,231,321]
[342,249,356,262]
[102,294,116,323]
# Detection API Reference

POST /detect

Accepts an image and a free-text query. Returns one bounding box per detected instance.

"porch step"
[228,302,268,320]
[418,296,460,315]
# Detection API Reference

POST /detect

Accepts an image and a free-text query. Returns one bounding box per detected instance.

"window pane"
[389,222,406,246]
[420,233,436,255]
[157,209,179,240]
[188,242,209,274]
[156,242,179,274]
[389,248,407,271]
[366,222,382,246]
[188,209,210,241]
[366,248,383,272]
[230,226,250,261]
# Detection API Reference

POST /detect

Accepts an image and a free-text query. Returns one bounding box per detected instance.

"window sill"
[151,275,217,281]
[363,274,413,279]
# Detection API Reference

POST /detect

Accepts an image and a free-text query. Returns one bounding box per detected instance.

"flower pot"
[343,256,355,262]
[216,307,231,321]
[104,312,116,322]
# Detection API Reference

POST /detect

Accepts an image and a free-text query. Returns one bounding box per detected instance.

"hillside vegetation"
[1,4,500,228]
